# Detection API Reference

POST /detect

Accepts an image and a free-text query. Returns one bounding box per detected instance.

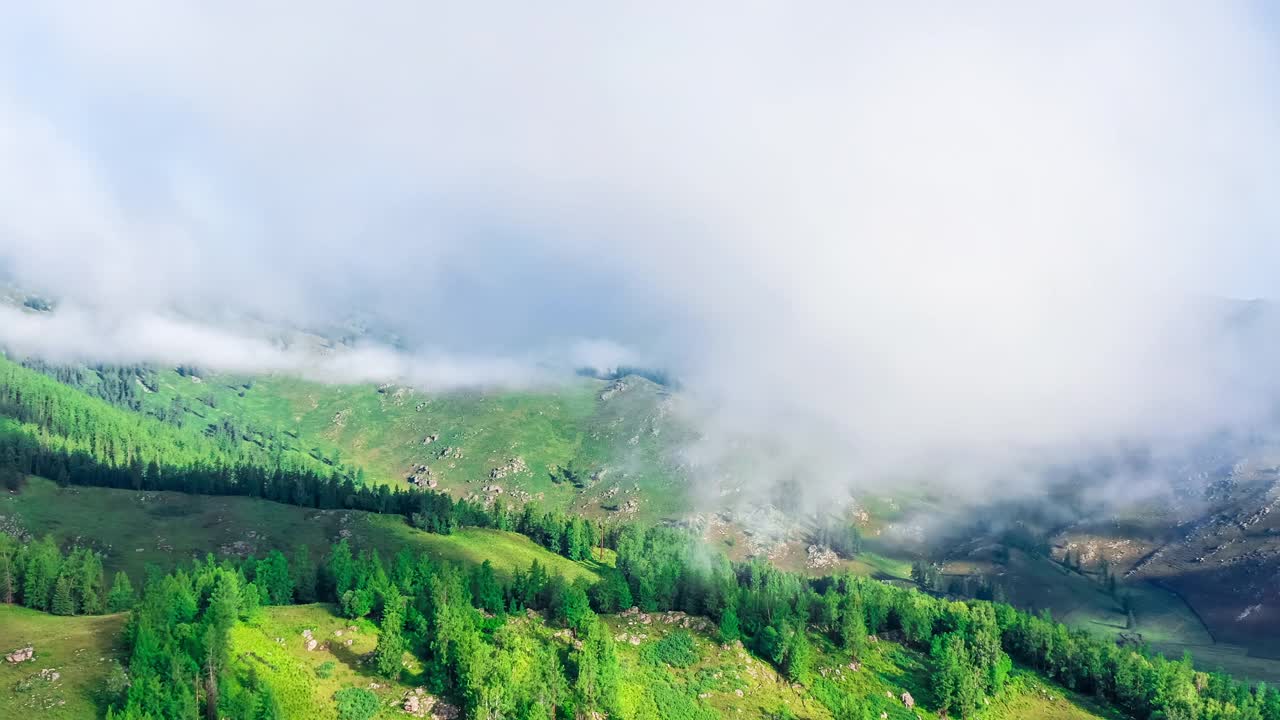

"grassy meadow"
[2,476,602,585]
[0,606,127,720]
[128,367,689,521]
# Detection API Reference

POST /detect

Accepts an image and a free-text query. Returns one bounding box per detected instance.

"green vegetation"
[334,688,380,720]
[15,356,690,520]
[2,476,599,584]
[8,350,1280,718]
[0,605,127,719]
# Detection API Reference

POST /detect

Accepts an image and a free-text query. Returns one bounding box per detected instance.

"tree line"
[0,534,135,615]
[608,525,1280,720]
[8,521,1280,719]
[91,541,620,720]
[0,355,620,568]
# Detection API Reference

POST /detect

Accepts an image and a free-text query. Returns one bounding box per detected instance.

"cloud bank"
[1,3,1279,502]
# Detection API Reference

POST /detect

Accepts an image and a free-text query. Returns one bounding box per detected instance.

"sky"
[1,3,1279,502]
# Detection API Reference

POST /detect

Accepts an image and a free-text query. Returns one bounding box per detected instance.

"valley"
[6,353,1280,719]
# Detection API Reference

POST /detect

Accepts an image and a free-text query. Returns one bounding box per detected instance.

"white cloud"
[0,3,1278,502]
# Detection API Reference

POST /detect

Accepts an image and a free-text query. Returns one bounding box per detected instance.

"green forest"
[1,354,1277,720]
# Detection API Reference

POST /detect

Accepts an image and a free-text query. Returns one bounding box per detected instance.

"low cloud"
[1,4,1279,509]
[0,303,579,390]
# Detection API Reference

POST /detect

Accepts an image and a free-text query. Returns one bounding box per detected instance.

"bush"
[315,661,336,679]
[643,630,700,668]
[334,687,380,720]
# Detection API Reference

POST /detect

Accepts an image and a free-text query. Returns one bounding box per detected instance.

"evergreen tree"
[106,571,136,612]
[22,536,60,610]
[255,686,282,720]
[0,552,14,604]
[51,574,76,615]
[782,627,814,684]
[292,545,317,603]
[77,550,105,614]
[719,604,741,644]
[469,560,504,615]
[838,594,867,658]
[240,582,261,620]
[529,643,568,720]
[256,550,293,605]
[374,606,406,679]
[573,619,620,718]
[553,579,594,633]
[327,539,356,600]
[932,632,982,718]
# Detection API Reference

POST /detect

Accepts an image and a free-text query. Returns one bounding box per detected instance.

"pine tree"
[932,632,981,718]
[718,604,741,644]
[292,545,317,603]
[839,594,867,657]
[22,536,60,610]
[469,560,503,615]
[0,552,14,604]
[530,643,567,719]
[255,686,282,720]
[327,539,356,601]
[783,628,814,684]
[240,582,261,620]
[573,620,620,718]
[256,550,293,605]
[106,572,136,612]
[51,574,76,615]
[78,551,105,614]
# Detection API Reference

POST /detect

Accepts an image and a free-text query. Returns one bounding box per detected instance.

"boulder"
[5,646,34,663]
[902,692,915,709]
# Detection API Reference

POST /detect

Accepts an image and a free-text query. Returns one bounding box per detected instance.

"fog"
[1,3,1279,507]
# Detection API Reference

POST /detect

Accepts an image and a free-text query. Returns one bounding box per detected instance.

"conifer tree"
[374,607,406,679]
[106,572,136,612]
[78,551,105,614]
[51,574,76,615]
[719,604,741,644]
[573,619,620,718]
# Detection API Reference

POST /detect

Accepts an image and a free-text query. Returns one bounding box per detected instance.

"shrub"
[315,661,336,679]
[334,687,380,720]
[643,630,699,668]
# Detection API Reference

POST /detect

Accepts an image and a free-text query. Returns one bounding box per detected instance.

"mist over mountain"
[2,3,1279,508]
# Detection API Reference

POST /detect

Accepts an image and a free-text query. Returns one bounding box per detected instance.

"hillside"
[1,476,602,585]
[0,601,1122,720]
[13,356,691,522]
[0,606,128,719]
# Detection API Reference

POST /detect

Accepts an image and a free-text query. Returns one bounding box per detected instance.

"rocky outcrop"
[5,646,34,663]
[599,380,628,401]
[806,544,839,570]
[489,457,528,480]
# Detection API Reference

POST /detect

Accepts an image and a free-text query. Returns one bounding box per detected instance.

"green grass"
[0,605,127,720]
[596,608,1118,720]
[947,545,1280,685]
[133,368,689,521]
[228,604,418,720]
[2,476,600,585]
[846,551,913,581]
[985,672,1126,720]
